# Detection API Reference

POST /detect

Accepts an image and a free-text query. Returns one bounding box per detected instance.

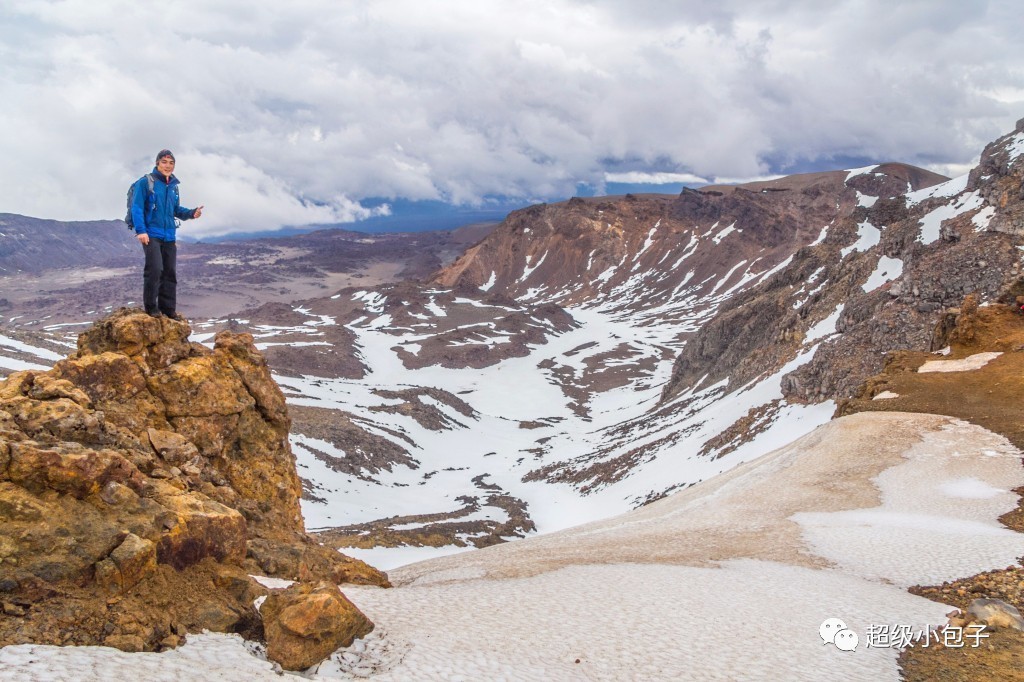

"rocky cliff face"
[432,164,946,335]
[0,309,386,655]
[661,119,1024,404]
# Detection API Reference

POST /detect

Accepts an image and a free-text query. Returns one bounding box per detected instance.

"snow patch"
[918,352,1002,373]
[905,173,969,206]
[917,191,985,245]
[712,221,739,245]
[840,221,880,258]
[805,305,843,343]
[972,205,996,231]
[856,192,878,208]
[938,478,1007,500]
[845,164,878,182]
[0,334,63,361]
[862,256,903,292]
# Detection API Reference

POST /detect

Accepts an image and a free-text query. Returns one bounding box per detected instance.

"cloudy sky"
[1,0,1022,237]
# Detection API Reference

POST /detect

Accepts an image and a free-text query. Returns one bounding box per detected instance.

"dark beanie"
[156,149,175,164]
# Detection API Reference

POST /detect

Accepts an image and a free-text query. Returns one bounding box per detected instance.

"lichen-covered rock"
[261,580,373,670]
[6,441,145,499]
[0,308,387,653]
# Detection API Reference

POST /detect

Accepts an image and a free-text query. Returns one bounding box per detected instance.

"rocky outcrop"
[971,117,1024,237]
[660,122,1024,404]
[0,309,386,657]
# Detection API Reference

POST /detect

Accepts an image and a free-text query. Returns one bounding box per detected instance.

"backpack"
[125,175,155,230]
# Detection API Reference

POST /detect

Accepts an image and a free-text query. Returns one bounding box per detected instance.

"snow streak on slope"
[277,249,840,566]
[0,331,73,373]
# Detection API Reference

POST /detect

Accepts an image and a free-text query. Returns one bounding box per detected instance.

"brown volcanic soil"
[838,304,1024,450]
[839,303,1024,681]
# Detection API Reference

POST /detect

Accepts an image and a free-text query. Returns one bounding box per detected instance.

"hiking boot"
[146,310,164,319]
[163,311,186,322]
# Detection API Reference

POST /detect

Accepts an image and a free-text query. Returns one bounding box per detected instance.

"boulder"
[967,598,1024,631]
[261,581,373,671]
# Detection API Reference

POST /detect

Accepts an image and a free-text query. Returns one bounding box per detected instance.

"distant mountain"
[0,213,135,276]
[0,220,499,329]
[432,163,947,334]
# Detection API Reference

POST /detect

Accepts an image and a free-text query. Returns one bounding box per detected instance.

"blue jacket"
[131,168,195,242]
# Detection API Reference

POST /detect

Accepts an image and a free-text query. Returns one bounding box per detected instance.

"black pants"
[142,238,177,315]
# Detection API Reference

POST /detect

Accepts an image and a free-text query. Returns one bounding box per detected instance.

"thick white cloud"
[605,172,708,184]
[0,0,1021,236]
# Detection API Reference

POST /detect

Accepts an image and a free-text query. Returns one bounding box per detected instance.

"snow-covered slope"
[245,164,961,562]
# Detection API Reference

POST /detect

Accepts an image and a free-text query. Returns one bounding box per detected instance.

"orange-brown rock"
[0,308,387,655]
[147,428,199,466]
[6,441,145,499]
[96,533,157,592]
[261,580,373,670]
[150,484,248,570]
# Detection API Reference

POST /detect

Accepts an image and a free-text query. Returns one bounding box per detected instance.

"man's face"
[157,156,175,177]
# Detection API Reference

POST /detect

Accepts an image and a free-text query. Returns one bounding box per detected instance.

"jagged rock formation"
[661,119,1024,404]
[0,309,385,657]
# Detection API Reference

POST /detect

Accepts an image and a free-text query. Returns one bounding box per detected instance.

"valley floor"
[2,411,1022,681]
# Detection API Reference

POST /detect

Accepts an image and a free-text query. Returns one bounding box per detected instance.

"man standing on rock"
[130,149,203,319]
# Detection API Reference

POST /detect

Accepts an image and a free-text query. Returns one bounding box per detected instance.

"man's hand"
[194,206,204,219]
[137,233,150,246]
